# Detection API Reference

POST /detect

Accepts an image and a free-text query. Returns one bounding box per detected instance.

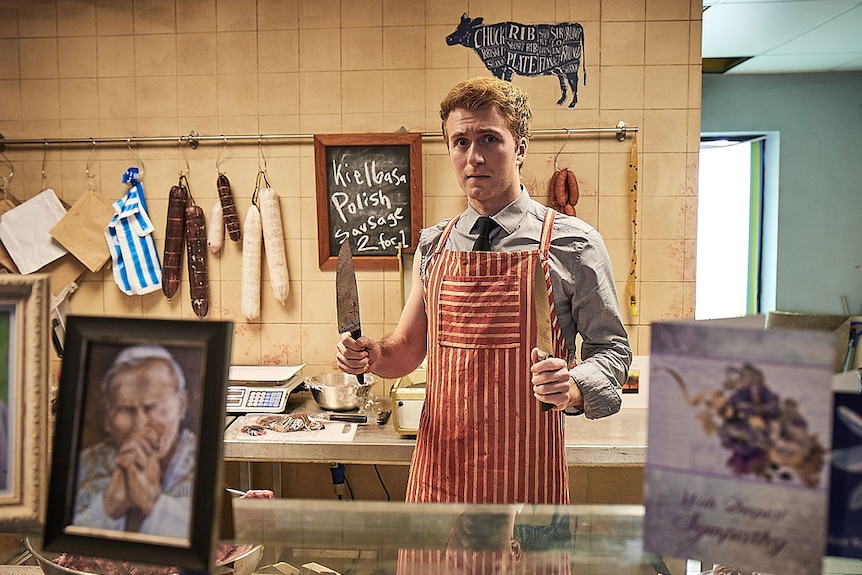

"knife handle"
[535,348,554,411]
[329,413,368,423]
[351,328,364,386]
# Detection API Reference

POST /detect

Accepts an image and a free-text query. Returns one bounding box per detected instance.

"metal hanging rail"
[0,121,636,151]
[532,122,637,142]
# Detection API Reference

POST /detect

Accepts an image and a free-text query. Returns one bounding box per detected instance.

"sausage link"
[258,187,289,304]
[566,168,580,207]
[185,204,210,318]
[217,173,242,241]
[207,200,224,254]
[162,184,188,300]
[547,169,561,208]
[554,168,568,207]
[241,204,263,320]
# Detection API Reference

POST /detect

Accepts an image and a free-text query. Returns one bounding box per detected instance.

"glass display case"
[5,501,862,574]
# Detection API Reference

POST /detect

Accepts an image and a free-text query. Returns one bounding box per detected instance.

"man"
[73,345,196,538]
[337,77,631,504]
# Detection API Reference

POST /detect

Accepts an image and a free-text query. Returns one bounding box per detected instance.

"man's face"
[445,105,527,215]
[105,358,186,463]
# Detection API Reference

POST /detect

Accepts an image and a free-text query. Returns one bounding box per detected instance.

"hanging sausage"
[548,167,580,216]
[207,199,224,253]
[162,181,188,300]
[184,190,210,318]
[241,190,263,320]
[217,172,241,241]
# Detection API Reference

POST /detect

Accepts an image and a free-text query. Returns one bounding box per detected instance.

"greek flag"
[105,167,163,295]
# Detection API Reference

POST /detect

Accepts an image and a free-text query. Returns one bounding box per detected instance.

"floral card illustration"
[827,391,862,559]
[644,318,835,575]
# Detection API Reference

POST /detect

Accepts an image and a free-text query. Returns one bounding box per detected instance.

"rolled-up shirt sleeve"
[553,227,632,419]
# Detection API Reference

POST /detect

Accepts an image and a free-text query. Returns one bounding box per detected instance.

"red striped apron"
[406,208,569,505]
[396,548,571,574]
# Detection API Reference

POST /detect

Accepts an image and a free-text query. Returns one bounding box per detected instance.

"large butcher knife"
[336,240,364,385]
[533,257,555,411]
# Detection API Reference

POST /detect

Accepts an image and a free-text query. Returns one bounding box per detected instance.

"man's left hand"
[530,348,584,411]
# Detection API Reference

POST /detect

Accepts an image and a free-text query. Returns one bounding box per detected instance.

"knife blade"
[533,257,555,411]
[336,239,364,385]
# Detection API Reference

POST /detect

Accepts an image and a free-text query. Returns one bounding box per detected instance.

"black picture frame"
[44,316,233,572]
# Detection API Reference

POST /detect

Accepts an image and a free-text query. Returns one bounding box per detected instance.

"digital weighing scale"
[226,364,305,413]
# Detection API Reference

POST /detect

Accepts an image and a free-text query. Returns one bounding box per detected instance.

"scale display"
[226,385,291,413]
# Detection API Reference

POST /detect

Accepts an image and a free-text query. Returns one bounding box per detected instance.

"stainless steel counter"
[223,391,648,467]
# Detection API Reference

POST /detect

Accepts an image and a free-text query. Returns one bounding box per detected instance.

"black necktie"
[472,216,497,251]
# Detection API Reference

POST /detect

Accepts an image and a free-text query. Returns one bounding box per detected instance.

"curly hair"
[440,77,532,144]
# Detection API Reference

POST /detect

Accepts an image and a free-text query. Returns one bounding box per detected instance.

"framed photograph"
[314,132,423,270]
[0,274,49,532]
[44,316,233,572]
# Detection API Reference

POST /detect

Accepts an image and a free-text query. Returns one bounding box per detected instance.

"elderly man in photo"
[73,345,196,538]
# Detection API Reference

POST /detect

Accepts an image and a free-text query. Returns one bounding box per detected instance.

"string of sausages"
[158,160,291,319]
[547,167,580,216]
[162,174,211,318]
[241,169,290,321]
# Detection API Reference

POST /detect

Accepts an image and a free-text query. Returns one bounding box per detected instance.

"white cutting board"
[225,413,357,442]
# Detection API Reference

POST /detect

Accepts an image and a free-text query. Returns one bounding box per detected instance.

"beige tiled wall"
[0,0,701,383]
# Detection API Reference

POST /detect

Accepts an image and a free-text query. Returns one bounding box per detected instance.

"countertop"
[223,390,647,467]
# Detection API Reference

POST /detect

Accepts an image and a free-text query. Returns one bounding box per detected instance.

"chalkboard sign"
[314,133,423,270]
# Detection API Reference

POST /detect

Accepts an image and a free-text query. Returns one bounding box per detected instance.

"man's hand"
[530,347,583,411]
[336,332,380,375]
[103,467,131,520]
[114,433,163,518]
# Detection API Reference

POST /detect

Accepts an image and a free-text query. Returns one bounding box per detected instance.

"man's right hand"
[336,332,379,375]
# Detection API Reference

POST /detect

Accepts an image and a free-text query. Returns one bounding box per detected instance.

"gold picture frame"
[0,273,49,532]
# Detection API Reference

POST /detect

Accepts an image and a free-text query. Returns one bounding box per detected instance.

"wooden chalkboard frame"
[314,132,423,270]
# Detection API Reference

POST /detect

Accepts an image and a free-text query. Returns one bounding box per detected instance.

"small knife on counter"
[533,257,555,411]
[336,239,364,386]
[321,412,368,424]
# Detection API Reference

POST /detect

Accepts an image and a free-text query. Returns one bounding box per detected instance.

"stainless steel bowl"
[24,536,263,575]
[305,372,375,411]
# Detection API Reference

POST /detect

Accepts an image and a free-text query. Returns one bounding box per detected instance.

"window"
[696,133,778,320]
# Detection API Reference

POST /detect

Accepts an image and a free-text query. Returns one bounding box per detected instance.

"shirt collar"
[463,187,532,235]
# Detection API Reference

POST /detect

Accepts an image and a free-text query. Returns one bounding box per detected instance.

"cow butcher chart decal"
[446,13,587,108]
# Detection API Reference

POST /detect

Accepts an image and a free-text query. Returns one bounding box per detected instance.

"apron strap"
[421,215,461,295]
[539,207,555,260]
[436,215,460,255]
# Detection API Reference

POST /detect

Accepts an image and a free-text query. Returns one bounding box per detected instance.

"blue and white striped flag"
[105,167,163,295]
